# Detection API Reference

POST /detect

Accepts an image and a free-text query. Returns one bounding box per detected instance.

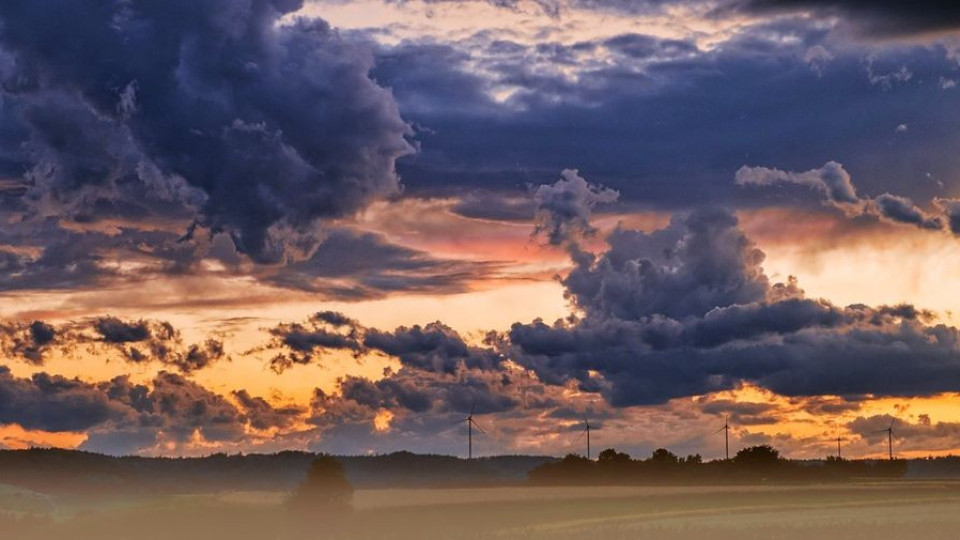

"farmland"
[3,481,960,539]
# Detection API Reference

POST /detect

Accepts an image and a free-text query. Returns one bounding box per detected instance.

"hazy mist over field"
[4,478,960,539]
[3,0,960,537]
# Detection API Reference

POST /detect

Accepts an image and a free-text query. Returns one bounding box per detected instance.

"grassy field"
[3,481,960,539]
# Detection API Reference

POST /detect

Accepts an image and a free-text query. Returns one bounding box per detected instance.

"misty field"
[3,482,960,539]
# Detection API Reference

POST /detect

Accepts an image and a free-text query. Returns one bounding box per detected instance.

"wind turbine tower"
[875,421,896,460]
[576,417,593,460]
[834,423,845,459]
[460,404,486,459]
[714,415,731,460]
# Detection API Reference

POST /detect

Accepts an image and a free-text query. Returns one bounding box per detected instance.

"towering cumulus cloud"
[510,172,960,406]
[532,169,619,247]
[267,172,960,436]
[0,0,413,262]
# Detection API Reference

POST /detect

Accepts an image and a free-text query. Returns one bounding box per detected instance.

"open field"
[4,481,960,539]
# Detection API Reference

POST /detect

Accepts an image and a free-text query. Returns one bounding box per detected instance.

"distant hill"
[0,448,556,495]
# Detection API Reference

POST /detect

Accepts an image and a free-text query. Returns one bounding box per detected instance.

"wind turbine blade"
[470,402,477,416]
[471,420,488,435]
[712,427,727,435]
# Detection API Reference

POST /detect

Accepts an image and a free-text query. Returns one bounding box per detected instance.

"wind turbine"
[874,420,896,460]
[575,416,592,460]
[713,415,731,460]
[459,403,486,459]
[832,422,846,459]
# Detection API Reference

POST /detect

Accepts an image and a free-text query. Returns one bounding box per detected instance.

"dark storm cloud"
[791,395,863,416]
[603,34,699,60]
[372,19,960,209]
[171,341,228,374]
[936,198,960,234]
[0,320,58,364]
[449,190,537,222]
[92,317,227,373]
[363,322,504,374]
[265,312,550,451]
[506,173,960,406]
[265,311,364,373]
[873,193,944,230]
[79,372,302,454]
[738,161,950,232]
[847,413,960,454]
[0,370,302,455]
[1,317,224,373]
[307,365,524,444]
[562,209,768,320]
[265,311,504,374]
[0,0,955,298]
[509,292,960,406]
[0,366,128,431]
[232,389,304,431]
[699,399,781,425]
[264,228,505,300]
[371,41,499,117]
[532,169,619,246]
[0,218,218,293]
[313,311,360,328]
[337,375,437,413]
[0,229,117,292]
[94,317,155,344]
[116,372,246,443]
[262,174,960,411]
[734,0,960,39]
[0,213,497,301]
[0,0,413,263]
[735,161,860,207]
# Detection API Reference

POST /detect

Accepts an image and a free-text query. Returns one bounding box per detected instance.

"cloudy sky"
[1,0,960,460]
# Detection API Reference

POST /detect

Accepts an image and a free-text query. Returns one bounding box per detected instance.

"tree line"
[528,445,907,485]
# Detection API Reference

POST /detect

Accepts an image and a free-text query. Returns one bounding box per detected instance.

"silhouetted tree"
[734,445,780,467]
[731,445,795,479]
[287,455,353,516]
[598,448,631,465]
[649,448,680,465]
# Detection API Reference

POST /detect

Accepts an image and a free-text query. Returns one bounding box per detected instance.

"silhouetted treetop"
[598,448,630,464]
[734,445,781,468]
[287,455,353,514]
[650,448,680,465]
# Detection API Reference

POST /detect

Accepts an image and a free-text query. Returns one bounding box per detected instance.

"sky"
[1,0,960,460]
